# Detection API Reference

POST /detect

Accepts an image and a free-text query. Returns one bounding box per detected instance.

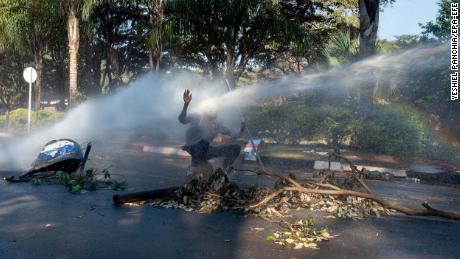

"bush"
[247,103,457,159]
[33,110,64,127]
[8,108,29,129]
[0,108,64,131]
[248,104,355,144]
[350,106,422,157]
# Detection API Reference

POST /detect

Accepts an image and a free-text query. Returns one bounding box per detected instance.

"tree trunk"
[359,0,379,58]
[225,47,236,87]
[149,0,163,72]
[359,0,380,105]
[148,52,155,72]
[68,8,80,107]
[34,50,43,111]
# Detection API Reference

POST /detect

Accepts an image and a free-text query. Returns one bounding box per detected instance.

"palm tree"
[62,0,106,107]
[324,30,359,65]
[147,0,164,72]
[67,2,80,107]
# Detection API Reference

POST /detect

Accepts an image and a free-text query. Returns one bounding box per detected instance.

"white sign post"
[23,67,37,133]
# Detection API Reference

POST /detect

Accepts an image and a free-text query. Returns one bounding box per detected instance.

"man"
[179,89,245,176]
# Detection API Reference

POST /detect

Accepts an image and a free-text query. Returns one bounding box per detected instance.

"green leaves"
[36,168,123,194]
[266,218,337,249]
[102,169,111,180]
[69,176,85,193]
[420,0,454,41]
[31,178,42,185]
[56,171,70,184]
[166,0,307,80]
[324,30,359,65]
[70,182,83,193]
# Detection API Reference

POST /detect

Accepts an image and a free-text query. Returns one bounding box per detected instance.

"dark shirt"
[179,113,235,145]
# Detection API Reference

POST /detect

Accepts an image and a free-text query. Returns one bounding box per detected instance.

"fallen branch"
[352,173,374,194]
[329,151,373,194]
[256,170,303,188]
[251,171,460,221]
[249,189,285,209]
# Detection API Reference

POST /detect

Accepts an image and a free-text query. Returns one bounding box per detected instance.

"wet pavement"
[1,146,460,259]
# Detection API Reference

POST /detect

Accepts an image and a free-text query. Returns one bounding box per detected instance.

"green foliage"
[166,0,309,81]
[248,103,354,144]
[85,168,96,190]
[376,39,400,54]
[70,176,85,193]
[7,109,29,129]
[350,106,423,157]
[324,30,359,65]
[248,102,456,159]
[56,171,70,184]
[33,110,65,126]
[0,0,64,55]
[0,49,27,111]
[31,178,42,185]
[420,0,458,41]
[42,168,123,194]
[102,169,111,180]
[393,35,420,49]
[0,108,64,130]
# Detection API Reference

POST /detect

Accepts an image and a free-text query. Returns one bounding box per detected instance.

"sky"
[379,0,440,40]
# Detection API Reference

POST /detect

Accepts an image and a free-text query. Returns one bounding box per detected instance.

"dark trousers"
[182,140,241,167]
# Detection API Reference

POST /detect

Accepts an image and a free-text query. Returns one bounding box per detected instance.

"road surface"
[0,145,459,259]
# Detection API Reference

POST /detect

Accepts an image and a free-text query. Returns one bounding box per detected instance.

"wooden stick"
[282,186,460,221]
[250,170,460,221]
[352,174,374,194]
[248,189,285,209]
[256,170,302,188]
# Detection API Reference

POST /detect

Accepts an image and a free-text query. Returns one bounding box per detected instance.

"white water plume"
[0,43,449,169]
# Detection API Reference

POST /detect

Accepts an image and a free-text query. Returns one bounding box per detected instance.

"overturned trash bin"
[5,139,92,182]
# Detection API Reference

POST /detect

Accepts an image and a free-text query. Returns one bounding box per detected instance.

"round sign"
[23,67,37,83]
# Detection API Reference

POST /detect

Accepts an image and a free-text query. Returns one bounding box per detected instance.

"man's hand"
[183,89,192,104]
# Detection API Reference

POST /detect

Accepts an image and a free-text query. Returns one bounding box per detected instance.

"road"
[0,144,459,259]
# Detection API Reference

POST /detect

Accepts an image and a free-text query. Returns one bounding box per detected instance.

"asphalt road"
[1,145,460,259]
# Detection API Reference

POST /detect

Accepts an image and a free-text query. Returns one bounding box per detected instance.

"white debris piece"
[314,161,342,171]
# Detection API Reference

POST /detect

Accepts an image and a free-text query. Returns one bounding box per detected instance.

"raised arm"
[178,89,192,124]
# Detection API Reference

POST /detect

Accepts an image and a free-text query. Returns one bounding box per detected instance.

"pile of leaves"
[123,168,398,249]
[137,169,393,219]
[266,218,337,249]
[142,169,271,213]
[257,193,394,219]
[123,149,460,249]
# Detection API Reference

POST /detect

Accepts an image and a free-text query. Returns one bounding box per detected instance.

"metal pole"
[224,79,266,172]
[27,80,32,133]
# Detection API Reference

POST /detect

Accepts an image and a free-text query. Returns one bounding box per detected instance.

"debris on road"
[114,150,460,249]
[266,218,337,249]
